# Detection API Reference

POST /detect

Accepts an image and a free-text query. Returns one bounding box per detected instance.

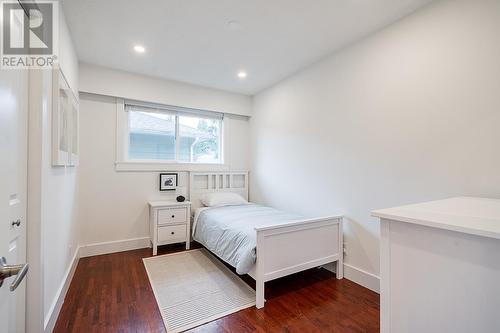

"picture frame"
[52,67,70,166]
[159,173,178,191]
[68,90,79,166]
[52,66,79,167]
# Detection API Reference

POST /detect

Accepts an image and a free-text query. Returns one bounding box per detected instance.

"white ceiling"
[62,0,433,95]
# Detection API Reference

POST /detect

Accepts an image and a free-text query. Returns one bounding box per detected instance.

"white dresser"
[149,201,191,255]
[372,197,500,333]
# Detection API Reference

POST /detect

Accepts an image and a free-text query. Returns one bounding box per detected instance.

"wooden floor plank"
[53,243,379,332]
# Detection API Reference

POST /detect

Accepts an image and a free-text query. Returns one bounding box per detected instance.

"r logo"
[2,1,53,55]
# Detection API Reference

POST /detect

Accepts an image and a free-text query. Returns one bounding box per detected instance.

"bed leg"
[256,231,266,308]
[336,218,344,279]
[256,279,265,309]
[336,259,344,279]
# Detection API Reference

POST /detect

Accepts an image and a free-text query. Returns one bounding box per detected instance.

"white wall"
[40,4,80,331]
[79,63,253,117]
[77,89,250,249]
[57,7,78,97]
[250,0,500,290]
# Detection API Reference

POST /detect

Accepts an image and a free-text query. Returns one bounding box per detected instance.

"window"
[177,115,221,163]
[126,104,223,164]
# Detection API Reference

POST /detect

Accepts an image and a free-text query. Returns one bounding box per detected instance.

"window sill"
[115,161,230,172]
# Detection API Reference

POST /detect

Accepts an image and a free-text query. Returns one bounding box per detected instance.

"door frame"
[26,68,46,333]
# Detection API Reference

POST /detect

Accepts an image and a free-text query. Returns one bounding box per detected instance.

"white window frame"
[115,99,229,172]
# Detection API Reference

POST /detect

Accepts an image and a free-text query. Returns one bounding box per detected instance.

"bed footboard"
[254,216,343,308]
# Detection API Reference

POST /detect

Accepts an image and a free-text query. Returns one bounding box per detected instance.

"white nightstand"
[149,201,191,255]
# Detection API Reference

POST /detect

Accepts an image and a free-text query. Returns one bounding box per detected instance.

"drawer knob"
[171,215,175,218]
[171,231,175,235]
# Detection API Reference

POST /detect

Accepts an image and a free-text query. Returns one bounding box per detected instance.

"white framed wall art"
[52,66,79,167]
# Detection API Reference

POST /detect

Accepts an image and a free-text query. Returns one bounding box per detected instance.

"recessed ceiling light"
[237,71,247,79]
[133,45,146,53]
[227,20,242,31]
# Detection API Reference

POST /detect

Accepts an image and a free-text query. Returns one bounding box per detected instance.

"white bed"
[189,172,344,309]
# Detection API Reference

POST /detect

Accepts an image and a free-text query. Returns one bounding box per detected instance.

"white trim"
[44,247,80,333]
[79,237,151,258]
[27,69,46,333]
[344,263,380,293]
[115,161,230,172]
[324,262,380,293]
[115,98,127,162]
[175,114,180,160]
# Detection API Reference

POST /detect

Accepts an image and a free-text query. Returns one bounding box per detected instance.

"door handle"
[0,257,29,291]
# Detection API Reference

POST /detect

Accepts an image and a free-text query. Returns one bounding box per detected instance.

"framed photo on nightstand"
[159,173,178,191]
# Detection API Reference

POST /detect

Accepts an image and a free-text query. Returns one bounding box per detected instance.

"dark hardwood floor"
[54,243,379,333]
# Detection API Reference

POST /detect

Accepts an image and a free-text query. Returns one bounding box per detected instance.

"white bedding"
[192,204,303,274]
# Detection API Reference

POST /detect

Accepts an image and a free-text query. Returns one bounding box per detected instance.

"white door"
[0,64,29,331]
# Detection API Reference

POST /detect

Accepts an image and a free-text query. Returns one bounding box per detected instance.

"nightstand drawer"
[157,207,187,225]
[158,225,186,244]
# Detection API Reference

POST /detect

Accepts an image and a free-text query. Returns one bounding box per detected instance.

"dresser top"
[372,197,500,240]
[149,201,191,208]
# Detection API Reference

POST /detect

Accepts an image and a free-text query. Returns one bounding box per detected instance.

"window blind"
[124,101,224,120]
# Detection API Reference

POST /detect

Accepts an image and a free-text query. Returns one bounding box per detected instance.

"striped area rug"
[143,249,255,332]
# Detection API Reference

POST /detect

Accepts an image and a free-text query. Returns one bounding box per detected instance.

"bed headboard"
[189,171,249,211]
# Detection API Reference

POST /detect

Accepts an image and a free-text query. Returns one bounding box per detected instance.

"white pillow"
[200,192,248,207]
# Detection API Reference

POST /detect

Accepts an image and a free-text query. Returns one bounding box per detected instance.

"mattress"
[192,204,303,275]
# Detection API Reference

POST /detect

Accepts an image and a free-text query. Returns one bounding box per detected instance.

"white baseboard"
[343,263,380,293]
[79,237,151,258]
[323,262,380,294]
[44,247,80,333]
